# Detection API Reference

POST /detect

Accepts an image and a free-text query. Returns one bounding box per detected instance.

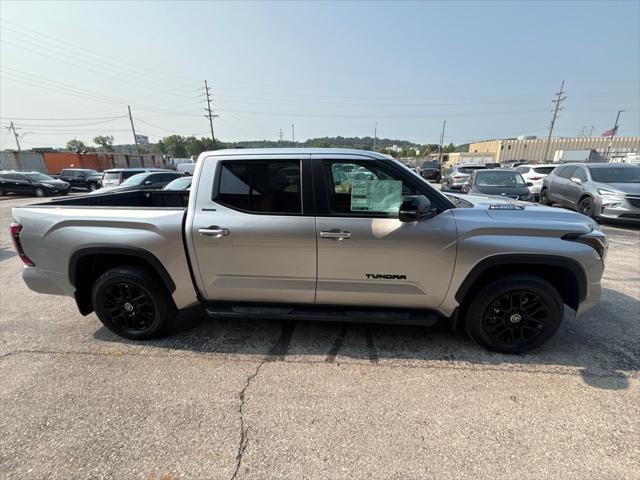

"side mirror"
[144,180,153,185]
[570,177,582,185]
[399,195,436,222]
[526,182,534,187]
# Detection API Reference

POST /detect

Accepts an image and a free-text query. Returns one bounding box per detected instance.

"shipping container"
[112,154,128,168]
[97,153,115,171]
[80,153,101,170]
[43,152,82,174]
[128,155,141,168]
[0,151,18,170]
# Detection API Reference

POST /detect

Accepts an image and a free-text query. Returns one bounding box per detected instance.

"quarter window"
[215,160,302,214]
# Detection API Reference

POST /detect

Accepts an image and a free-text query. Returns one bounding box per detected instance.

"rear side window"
[557,166,576,178]
[215,160,301,214]
[533,166,555,175]
[121,170,142,180]
[516,166,531,174]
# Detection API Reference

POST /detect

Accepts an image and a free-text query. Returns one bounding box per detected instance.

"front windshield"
[25,173,54,182]
[164,177,192,190]
[119,173,148,187]
[589,165,640,183]
[475,171,525,187]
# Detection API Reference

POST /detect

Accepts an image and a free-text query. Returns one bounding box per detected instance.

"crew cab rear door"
[188,154,317,303]
[312,154,458,309]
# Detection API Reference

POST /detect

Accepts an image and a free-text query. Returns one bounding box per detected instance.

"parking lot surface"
[1,193,639,479]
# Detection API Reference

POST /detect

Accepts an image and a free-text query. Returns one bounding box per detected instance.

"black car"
[59,168,103,191]
[91,171,184,194]
[419,161,442,182]
[101,168,172,189]
[461,168,533,201]
[0,171,71,197]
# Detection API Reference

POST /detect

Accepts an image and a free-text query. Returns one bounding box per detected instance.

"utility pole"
[604,110,623,162]
[278,128,284,145]
[291,124,295,144]
[373,123,377,151]
[127,105,139,155]
[542,80,567,162]
[437,120,447,163]
[204,80,218,149]
[8,121,21,151]
[588,125,594,137]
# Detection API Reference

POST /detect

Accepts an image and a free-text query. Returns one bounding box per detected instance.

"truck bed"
[44,190,189,208]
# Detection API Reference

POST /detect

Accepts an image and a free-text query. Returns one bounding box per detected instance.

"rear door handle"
[198,226,229,238]
[320,229,351,241]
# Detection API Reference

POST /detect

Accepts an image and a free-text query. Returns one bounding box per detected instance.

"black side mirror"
[144,180,153,185]
[399,195,436,222]
[526,182,534,187]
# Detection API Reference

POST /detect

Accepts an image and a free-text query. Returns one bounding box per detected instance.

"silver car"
[441,164,487,190]
[540,163,640,223]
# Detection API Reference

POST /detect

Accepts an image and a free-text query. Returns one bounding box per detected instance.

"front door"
[189,156,317,304]
[565,165,588,205]
[313,156,458,309]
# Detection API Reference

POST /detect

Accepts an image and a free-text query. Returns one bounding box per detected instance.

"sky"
[1,0,639,150]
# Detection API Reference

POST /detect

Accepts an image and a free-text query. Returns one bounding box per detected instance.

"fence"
[0,151,48,173]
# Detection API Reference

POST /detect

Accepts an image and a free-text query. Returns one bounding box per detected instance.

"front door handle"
[320,229,351,241]
[199,226,229,238]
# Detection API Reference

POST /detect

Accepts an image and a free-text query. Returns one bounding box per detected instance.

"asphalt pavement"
[0,193,638,480]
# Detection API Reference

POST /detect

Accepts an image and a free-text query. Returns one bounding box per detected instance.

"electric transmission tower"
[542,80,567,162]
[204,80,218,149]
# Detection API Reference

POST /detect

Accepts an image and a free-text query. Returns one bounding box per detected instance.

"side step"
[204,304,441,327]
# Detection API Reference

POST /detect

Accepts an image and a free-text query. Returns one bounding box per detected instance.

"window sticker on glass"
[351,180,402,212]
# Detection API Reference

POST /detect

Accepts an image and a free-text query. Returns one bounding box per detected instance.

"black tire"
[578,196,595,218]
[34,187,46,197]
[88,183,99,191]
[540,188,551,205]
[464,274,564,354]
[0,187,5,196]
[91,266,177,340]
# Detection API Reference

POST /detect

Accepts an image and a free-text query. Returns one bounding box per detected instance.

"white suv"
[516,164,556,200]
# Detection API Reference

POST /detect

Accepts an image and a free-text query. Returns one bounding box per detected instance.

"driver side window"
[323,159,416,216]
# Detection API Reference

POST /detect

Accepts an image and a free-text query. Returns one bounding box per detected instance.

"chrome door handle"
[320,230,351,241]
[198,226,229,238]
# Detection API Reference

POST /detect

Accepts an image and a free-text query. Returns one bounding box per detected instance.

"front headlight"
[563,230,609,260]
[597,188,624,197]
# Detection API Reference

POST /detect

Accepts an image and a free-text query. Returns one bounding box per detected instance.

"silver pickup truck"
[11,148,607,353]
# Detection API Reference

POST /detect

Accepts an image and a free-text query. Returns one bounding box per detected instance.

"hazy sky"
[1,0,638,150]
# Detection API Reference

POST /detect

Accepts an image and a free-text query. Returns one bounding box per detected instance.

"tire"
[91,266,177,340]
[34,188,46,197]
[578,196,595,219]
[88,183,99,191]
[540,188,551,205]
[0,188,5,196]
[464,274,564,354]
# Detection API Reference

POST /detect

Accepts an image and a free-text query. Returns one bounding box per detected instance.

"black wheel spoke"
[100,281,156,334]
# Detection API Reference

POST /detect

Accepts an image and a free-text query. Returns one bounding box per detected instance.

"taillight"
[453,175,465,180]
[9,223,35,266]
[529,176,543,181]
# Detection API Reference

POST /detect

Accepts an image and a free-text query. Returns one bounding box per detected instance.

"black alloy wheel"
[481,290,547,347]
[34,187,45,197]
[101,282,156,334]
[464,274,564,354]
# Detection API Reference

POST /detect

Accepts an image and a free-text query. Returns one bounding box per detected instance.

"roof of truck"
[199,148,392,159]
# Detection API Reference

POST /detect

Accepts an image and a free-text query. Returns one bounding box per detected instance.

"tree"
[443,142,455,153]
[93,135,114,152]
[158,135,187,157]
[66,138,87,152]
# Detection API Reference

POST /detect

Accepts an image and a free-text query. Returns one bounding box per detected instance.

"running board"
[204,304,441,327]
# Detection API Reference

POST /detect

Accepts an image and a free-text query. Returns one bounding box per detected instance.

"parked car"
[101,168,172,189]
[419,161,442,182]
[461,169,533,201]
[59,168,103,191]
[441,164,487,190]
[504,160,530,168]
[515,164,556,200]
[12,148,606,354]
[92,171,184,194]
[540,163,640,223]
[0,171,70,197]
[163,176,192,191]
[176,163,197,175]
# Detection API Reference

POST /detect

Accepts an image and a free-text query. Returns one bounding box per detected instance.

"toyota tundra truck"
[10,148,607,353]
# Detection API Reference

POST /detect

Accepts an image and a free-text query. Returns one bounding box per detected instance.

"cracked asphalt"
[1,194,639,479]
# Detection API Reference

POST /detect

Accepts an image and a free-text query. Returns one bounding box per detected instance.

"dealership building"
[468,136,640,163]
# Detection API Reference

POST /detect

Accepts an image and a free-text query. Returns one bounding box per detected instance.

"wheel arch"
[455,254,587,312]
[69,247,176,315]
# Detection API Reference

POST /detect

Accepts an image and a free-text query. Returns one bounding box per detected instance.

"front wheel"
[91,266,177,340]
[34,188,46,197]
[88,183,99,191]
[0,187,5,196]
[540,188,551,205]
[579,196,595,218]
[464,274,564,354]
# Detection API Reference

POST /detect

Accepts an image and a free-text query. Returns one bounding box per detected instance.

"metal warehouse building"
[469,136,640,163]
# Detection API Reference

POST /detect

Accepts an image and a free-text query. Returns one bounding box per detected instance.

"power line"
[542,80,567,162]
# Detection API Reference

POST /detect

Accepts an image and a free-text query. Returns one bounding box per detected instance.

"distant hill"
[227,136,421,150]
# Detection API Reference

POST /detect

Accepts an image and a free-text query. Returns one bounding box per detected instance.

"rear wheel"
[91,266,176,340]
[464,274,564,354]
[88,183,99,191]
[0,187,5,196]
[34,187,45,197]
[578,196,595,218]
[540,188,551,205]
